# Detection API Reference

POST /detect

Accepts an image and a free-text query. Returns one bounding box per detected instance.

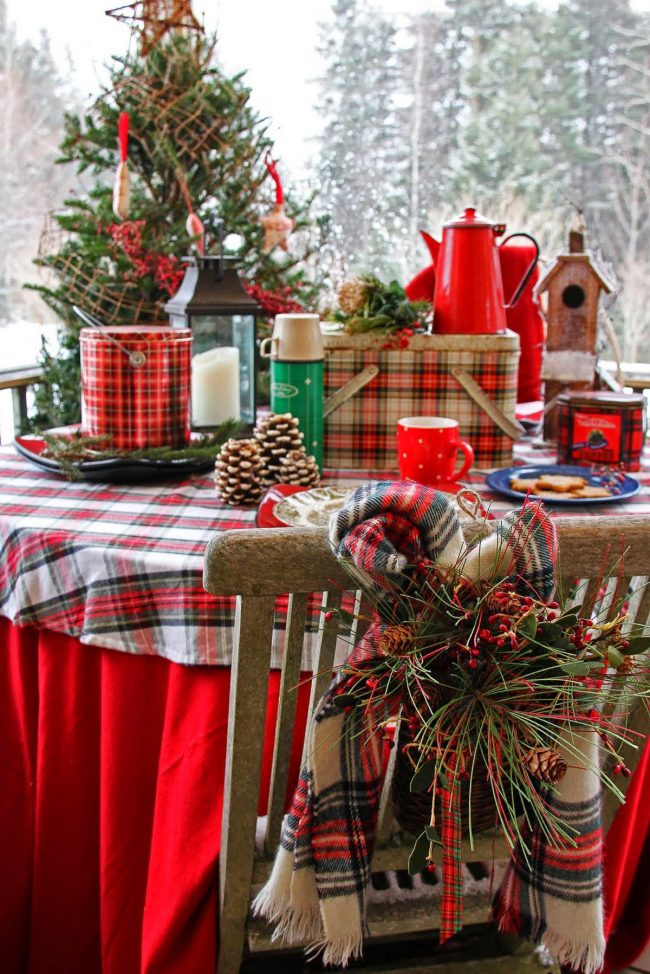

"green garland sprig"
[42,421,242,481]
[335,275,431,335]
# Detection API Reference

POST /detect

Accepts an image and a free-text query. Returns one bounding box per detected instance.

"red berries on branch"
[107,221,185,298]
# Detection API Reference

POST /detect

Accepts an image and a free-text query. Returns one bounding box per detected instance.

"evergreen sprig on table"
[42,422,241,481]
[334,275,431,339]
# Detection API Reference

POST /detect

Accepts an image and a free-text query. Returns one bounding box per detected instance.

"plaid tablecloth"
[1,442,649,667]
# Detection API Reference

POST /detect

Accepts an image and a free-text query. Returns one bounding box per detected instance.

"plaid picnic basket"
[80,325,192,450]
[323,331,520,469]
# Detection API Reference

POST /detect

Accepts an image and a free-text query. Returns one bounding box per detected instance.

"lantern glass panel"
[190,314,256,426]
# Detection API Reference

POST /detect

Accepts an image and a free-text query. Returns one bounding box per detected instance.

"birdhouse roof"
[536,253,613,295]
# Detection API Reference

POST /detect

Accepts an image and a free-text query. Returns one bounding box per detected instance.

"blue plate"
[485,464,641,505]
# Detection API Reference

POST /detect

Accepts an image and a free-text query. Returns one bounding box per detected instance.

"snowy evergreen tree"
[538,0,638,235]
[445,0,550,207]
[600,17,650,360]
[0,1,75,322]
[316,0,405,280]
[397,10,463,268]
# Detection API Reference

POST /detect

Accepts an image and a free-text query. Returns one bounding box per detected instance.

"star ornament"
[261,203,295,254]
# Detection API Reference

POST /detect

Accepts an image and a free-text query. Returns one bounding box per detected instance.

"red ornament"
[261,153,294,253]
[112,112,130,220]
[177,172,204,255]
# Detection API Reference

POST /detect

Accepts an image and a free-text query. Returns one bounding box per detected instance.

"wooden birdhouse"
[536,228,612,440]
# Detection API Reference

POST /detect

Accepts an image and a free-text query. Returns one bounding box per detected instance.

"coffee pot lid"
[444,207,497,229]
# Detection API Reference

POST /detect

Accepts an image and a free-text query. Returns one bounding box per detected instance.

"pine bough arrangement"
[255,481,650,972]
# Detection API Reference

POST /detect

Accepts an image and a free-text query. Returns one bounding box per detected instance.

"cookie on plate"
[570,485,611,498]
[533,490,576,500]
[510,477,540,493]
[536,473,587,493]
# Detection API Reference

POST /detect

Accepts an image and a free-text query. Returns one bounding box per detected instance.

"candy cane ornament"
[112,112,131,220]
[260,153,294,253]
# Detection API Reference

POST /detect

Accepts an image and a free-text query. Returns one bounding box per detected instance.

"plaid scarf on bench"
[254,481,604,971]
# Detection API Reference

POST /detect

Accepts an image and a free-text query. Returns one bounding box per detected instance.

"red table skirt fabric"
[1,617,647,973]
[0,618,310,974]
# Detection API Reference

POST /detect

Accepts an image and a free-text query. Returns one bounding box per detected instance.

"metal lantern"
[164,255,261,429]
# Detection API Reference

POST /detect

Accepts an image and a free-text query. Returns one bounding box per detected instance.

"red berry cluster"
[243,280,305,320]
[107,221,185,298]
[380,327,414,351]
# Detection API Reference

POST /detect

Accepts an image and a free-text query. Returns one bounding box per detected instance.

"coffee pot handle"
[499,232,540,309]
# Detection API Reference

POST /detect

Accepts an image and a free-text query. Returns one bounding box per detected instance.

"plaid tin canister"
[556,390,646,472]
[80,326,193,450]
[323,331,520,469]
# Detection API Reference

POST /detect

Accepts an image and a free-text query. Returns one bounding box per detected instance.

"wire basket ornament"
[106,1,203,54]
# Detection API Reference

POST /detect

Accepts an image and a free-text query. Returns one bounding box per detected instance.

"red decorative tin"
[80,326,193,450]
[557,390,646,471]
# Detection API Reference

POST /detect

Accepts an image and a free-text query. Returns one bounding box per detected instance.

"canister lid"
[558,389,645,408]
[80,325,192,342]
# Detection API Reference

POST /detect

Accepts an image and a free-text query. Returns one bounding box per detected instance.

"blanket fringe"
[251,882,286,923]
[252,889,323,947]
[271,906,324,946]
[307,930,364,968]
[540,928,605,974]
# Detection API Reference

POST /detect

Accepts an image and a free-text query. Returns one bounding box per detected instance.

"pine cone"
[379,623,416,657]
[484,590,524,616]
[337,278,368,315]
[522,746,567,784]
[616,655,635,676]
[277,449,320,487]
[254,413,304,485]
[214,438,264,506]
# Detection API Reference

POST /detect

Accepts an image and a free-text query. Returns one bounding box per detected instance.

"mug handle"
[450,440,474,481]
[259,336,278,359]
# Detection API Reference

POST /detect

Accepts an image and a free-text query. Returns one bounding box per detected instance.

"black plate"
[14,428,215,483]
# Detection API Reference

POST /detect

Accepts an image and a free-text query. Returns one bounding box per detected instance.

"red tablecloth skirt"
[1,617,647,973]
[0,618,310,974]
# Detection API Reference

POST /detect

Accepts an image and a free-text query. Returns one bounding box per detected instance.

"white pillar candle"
[191,346,241,426]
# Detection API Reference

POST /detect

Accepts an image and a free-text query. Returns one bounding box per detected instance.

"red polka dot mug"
[397,416,474,485]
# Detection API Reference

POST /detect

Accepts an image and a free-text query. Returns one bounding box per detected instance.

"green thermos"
[260,313,324,469]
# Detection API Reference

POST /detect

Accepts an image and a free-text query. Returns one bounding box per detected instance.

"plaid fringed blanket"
[253,481,604,970]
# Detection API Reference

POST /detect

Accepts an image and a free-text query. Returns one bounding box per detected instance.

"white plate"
[273,484,490,528]
[274,486,356,527]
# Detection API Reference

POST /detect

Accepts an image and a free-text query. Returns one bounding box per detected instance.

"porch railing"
[0,365,43,435]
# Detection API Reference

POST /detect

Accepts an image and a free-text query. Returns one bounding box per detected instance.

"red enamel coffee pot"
[428,207,539,335]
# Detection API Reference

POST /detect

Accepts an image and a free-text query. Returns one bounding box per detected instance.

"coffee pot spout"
[420,229,440,267]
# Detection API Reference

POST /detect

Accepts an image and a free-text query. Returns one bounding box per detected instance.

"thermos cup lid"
[271,313,323,361]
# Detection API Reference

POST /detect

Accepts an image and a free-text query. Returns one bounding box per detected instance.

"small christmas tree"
[29,7,324,429]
